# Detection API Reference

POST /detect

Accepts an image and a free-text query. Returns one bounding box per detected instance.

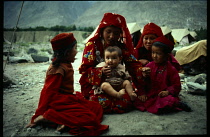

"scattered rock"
[31,54,49,63]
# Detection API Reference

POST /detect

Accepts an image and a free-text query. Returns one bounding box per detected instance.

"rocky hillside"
[3,1,92,28]
[73,1,207,30]
[4,1,207,30]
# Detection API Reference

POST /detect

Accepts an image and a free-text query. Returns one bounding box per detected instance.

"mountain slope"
[3,1,92,28]
[73,1,207,30]
[4,1,207,30]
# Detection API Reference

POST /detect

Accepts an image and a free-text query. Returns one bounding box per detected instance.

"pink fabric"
[134,61,181,114]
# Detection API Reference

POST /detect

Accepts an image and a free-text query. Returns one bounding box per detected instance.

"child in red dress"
[26,32,109,136]
[134,36,192,114]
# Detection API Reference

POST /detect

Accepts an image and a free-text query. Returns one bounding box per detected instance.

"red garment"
[134,61,182,114]
[134,22,181,71]
[79,13,144,113]
[153,36,174,52]
[30,63,108,136]
[135,22,163,54]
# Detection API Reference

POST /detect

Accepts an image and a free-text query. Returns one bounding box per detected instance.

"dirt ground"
[3,51,207,136]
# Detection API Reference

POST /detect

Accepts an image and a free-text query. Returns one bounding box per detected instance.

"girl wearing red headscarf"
[134,22,181,71]
[79,13,144,113]
[134,36,192,114]
[26,33,109,136]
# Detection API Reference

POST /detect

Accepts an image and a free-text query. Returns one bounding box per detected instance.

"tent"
[189,31,197,39]
[161,26,172,35]
[161,26,175,44]
[171,29,197,45]
[171,29,190,45]
[175,40,207,65]
[127,22,141,34]
[82,22,141,44]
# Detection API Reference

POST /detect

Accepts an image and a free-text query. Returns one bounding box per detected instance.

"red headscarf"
[153,36,174,52]
[88,12,134,55]
[136,22,163,49]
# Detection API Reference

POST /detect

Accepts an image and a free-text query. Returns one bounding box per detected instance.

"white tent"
[82,22,141,44]
[171,29,190,45]
[127,22,141,34]
[161,26,172,35]
[189,31,197,39]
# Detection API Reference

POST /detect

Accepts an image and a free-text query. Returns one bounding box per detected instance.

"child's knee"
[101,82,110,89]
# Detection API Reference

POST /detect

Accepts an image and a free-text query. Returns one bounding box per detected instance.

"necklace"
[156,65,166,74]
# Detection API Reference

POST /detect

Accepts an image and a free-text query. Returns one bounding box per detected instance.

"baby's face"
[104,51,121,68]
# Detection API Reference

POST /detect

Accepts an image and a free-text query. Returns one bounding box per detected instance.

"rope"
[3,1,25,73]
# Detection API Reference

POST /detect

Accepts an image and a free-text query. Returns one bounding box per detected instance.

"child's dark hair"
[51,47,73,67]
[50,32,77,67]
[152,42,171,54]
[105,46,122,57]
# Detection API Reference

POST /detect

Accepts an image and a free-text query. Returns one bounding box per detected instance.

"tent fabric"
[82,22,141,44]
[127,22,141,34]
[161,26,172,35]
[171,29,190,43]
[189,31,197,39]
[82,25,99,44]
[174,40,207,65]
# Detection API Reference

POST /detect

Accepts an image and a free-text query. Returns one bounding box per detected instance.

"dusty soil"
[3,51,207,136]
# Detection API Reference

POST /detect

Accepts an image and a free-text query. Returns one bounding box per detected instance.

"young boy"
[94,46,137,101]
[26,32,109,136]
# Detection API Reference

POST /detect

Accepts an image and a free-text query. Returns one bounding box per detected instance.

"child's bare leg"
[101,82,125,99]
[123,80,137,101]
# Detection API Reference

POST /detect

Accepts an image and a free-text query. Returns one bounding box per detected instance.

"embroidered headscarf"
[88,12,134,55]
[136,22,163,49]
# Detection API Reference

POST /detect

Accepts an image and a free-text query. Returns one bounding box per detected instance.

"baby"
[96,46,137,101]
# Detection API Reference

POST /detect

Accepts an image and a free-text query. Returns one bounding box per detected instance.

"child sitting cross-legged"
[134,36,192,114]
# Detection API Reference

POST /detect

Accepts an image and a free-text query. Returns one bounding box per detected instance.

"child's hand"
[138,94,148,102]
[158,91,169,97]
[142,67,151,77]
[102,65,111,77]
[139,59,150,66]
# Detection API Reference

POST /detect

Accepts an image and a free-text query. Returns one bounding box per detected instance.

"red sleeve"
[166,66,181,96]
[79,42,103,86]
[31,74,63,122]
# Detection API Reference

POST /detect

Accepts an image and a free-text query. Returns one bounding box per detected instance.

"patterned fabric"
[134,61,182,114]
[79,13,144,113]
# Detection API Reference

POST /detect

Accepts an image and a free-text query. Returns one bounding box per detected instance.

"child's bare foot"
[25,122,36,128]
[25,115,50,128]
[129,91,137,101]
[56,124,66,132]
[116,89,126,99]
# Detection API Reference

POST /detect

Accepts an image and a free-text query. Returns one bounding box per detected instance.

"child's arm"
[166,66,182,96]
